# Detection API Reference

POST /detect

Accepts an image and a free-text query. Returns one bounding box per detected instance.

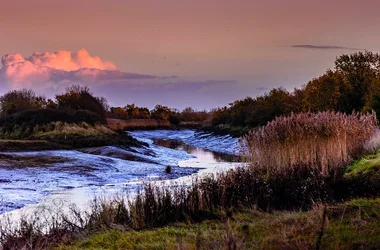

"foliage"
[180,107,210,123]
[0,109,103,138]
[0,89,47,116]
[55,85,108,122]
[107,104,210,126]
[108,104,152,120]
[211,51,380,131]
[150,104,171,121]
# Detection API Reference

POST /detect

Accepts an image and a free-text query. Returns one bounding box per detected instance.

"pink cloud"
[0,49,239,110]
[28,49,117,71]
[0,49,120,89]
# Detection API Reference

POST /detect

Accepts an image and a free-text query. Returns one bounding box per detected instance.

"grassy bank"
[58,198,380,250]
[0,122,144,151]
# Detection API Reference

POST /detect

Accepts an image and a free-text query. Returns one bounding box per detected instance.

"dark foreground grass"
[57,198,380,250]
[2,159,379,249]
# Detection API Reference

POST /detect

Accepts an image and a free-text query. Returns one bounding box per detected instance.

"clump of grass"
[345,151,380,177]
[240,111,378,177]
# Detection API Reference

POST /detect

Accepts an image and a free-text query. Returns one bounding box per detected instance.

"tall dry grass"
[106,118,171,131]
[239,111,378,176]
[32,121,115,138]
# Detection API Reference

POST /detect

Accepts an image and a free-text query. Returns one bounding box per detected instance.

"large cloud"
[0,49,239,109]
[0,49,158,89]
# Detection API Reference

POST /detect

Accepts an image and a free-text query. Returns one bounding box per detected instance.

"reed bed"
[106,118,171,131]
[239,111,378,176]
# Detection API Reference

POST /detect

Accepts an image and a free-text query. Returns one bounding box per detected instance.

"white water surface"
[0,130,241,226]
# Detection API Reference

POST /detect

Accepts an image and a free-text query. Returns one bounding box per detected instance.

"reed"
[239,111,378,177]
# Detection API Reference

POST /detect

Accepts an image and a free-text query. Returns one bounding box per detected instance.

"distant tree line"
[211,51,380,129]
[0,85,212,131]
[1,51,380,133]
[107,105,210,125]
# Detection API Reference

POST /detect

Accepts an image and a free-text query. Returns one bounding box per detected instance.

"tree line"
[212,51,380,128]
[107,105,209,125]
[1,51,380,131]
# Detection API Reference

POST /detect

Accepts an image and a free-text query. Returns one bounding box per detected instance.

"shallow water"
[0,129,240,223]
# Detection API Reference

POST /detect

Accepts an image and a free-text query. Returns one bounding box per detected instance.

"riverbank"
[202,124,251,137]
[0,122,145,151]
[58,198,380,250]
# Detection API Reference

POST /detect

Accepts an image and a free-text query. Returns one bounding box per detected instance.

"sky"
[0,0,380,110]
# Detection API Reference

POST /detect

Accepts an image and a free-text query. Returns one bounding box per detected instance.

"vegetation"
[107,104,210,127]
[1,165,378,249]
[3,51,380,136]
[345,151,380,177]
[210,51,380,136]
[0,89,48,116]
[59,198,380,250]
[1,51,380,248]
[0,85,145,150]
[240,111,378,176]
[1,109,379,249]
[55,85,108,123]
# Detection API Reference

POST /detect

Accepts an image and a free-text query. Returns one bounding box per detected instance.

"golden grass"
[106,118,170,131]
[33,122,115,138]
[240,111,378,176]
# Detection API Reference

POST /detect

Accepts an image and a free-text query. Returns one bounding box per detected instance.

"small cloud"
[256,87,269,91]
[291,44,361,51]
[159,75,179,80]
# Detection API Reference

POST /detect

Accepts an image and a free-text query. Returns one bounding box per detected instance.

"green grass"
[345,151,380,177]
[57,198,380,250]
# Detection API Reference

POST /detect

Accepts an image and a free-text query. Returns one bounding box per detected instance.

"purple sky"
[0,0,379,110]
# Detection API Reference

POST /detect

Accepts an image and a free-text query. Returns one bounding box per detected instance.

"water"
[0,129,240,224]
[153,139,240,163]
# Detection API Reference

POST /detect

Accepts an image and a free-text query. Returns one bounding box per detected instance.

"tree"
[55,85,107,122]
[109,107,129,119]
[334,51,380,112]
[303,70,345,112]
[151,105,171,121]
[0,89,46,116]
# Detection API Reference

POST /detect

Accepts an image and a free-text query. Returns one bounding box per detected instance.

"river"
[0,130,241,224]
